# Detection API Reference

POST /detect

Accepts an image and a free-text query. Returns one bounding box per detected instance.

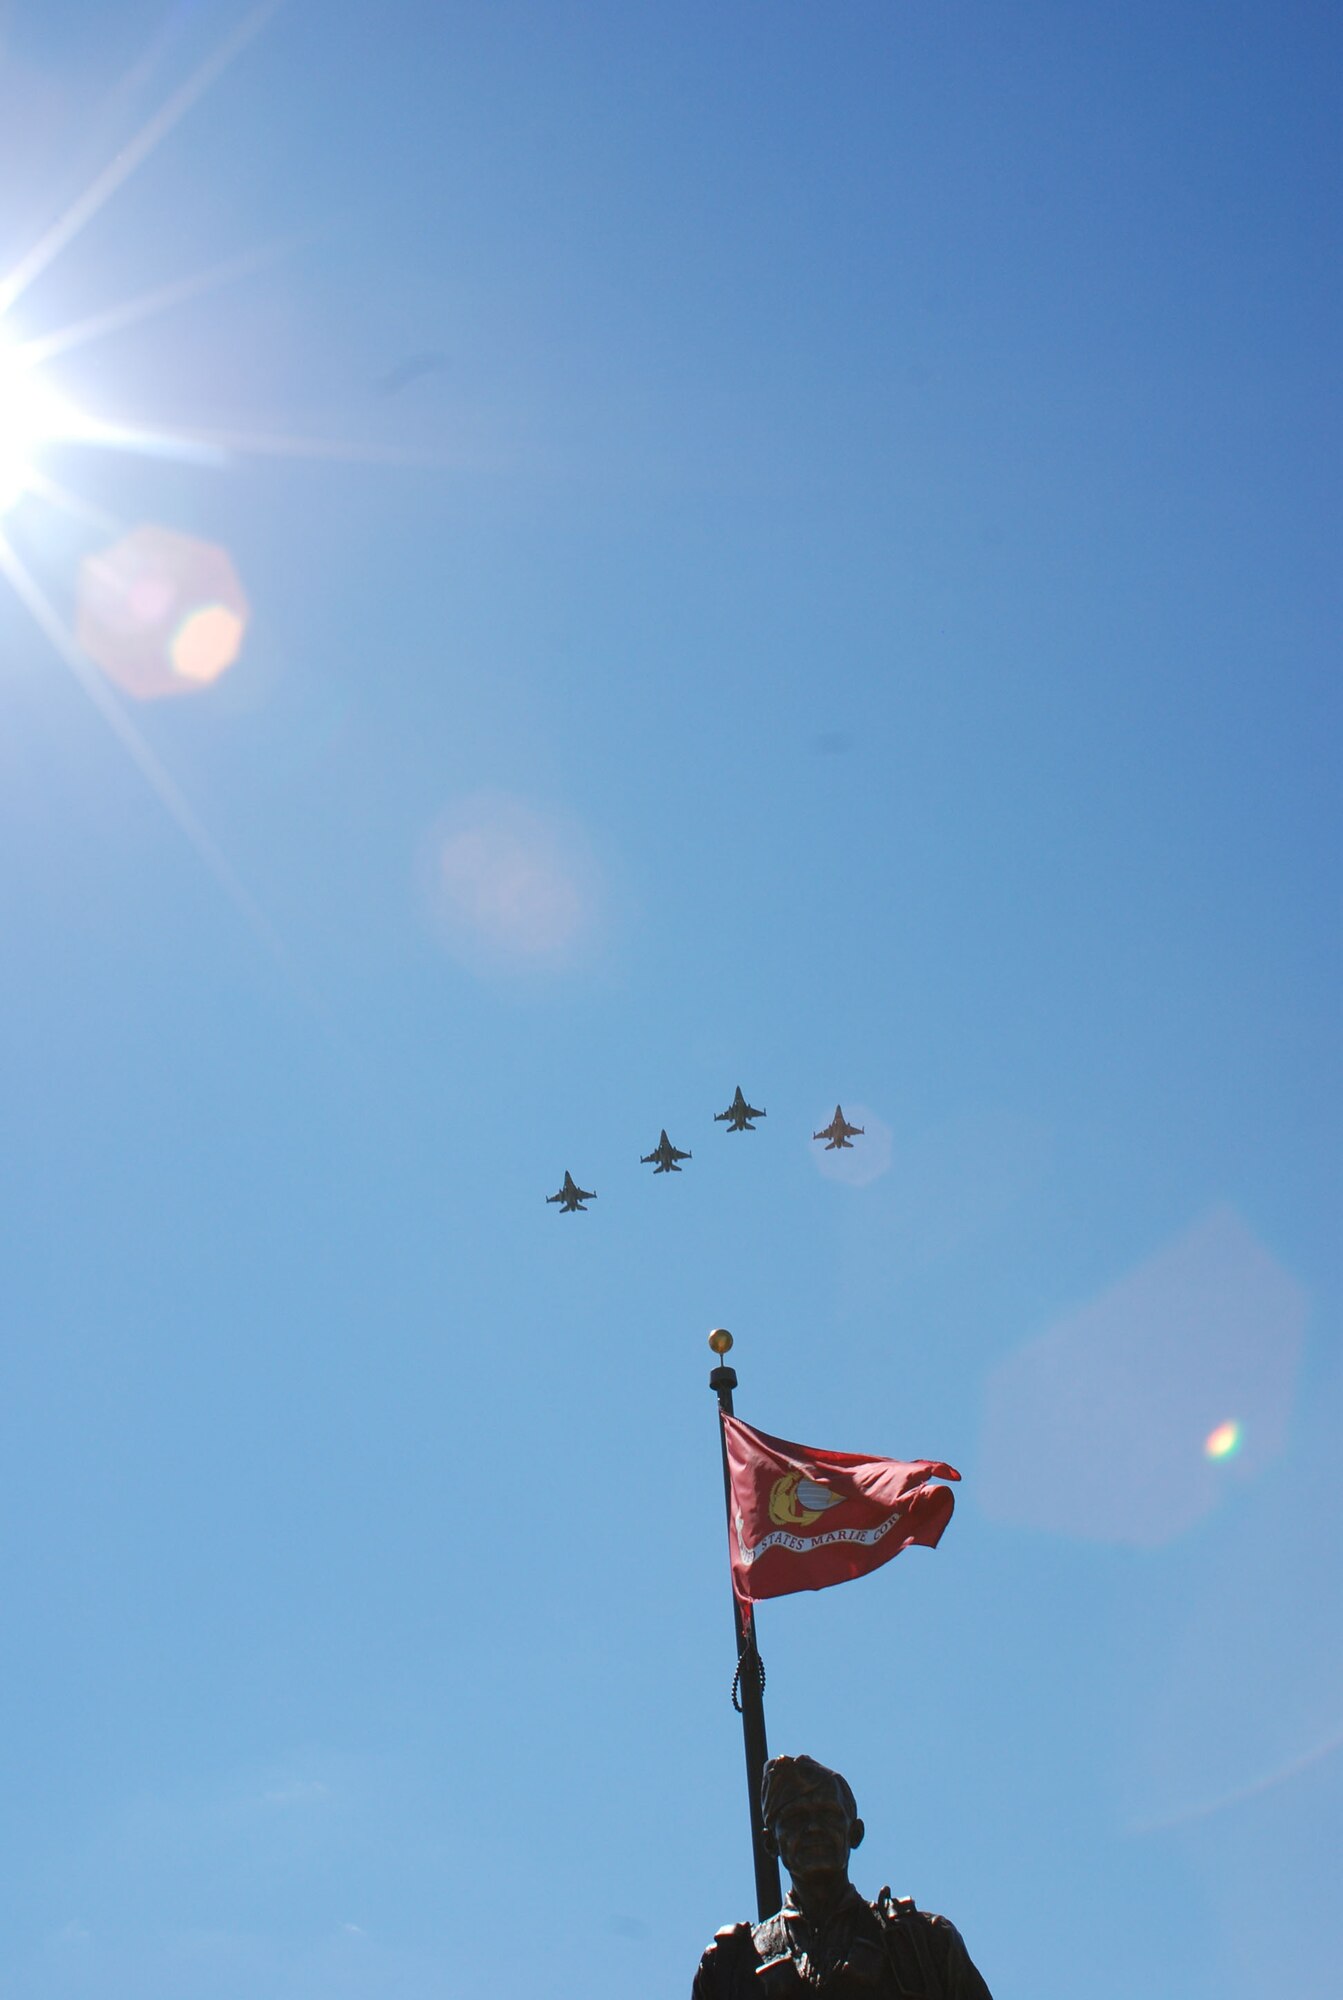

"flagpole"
[708,1329,782,1922]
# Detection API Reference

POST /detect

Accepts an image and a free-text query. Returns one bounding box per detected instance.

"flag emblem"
[768,1472,842,1527]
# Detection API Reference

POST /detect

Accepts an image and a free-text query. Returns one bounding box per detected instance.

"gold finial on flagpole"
[708,1327,734,1355]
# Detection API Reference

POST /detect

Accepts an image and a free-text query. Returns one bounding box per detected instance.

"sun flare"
[0,333,80,514]
[1204,1420,1243,1461]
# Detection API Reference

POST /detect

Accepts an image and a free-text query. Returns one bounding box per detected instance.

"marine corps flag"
[723,1414,959,1618]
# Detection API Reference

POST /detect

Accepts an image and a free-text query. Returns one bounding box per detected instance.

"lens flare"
[171,602,246,684]
[425,793,604,973]
[0,335,77,513]
[76,525,249,699]
[979,1208,1304,1546]
[1205,1420,1243,1461]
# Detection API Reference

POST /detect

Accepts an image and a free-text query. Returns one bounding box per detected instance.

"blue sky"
[0,3,1338,1995]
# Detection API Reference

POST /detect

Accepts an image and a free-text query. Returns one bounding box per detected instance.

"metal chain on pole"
[731,1636,766,1715]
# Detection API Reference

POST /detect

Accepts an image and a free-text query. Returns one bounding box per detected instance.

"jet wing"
[813,1107,864,1146]
[643,1132,691,1170]
[716,1087,765,1126]
[548,1172,595,1207]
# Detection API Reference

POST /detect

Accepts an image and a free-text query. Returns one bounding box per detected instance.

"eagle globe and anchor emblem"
[768,1470,844,1528]
[736,1464,909,1567]
[734,1469,849,1569]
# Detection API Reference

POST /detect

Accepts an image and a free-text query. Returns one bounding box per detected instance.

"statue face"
[771,1793,854,1883]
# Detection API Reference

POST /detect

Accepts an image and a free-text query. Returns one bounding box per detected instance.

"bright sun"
[0,334,75,514]
[0,6,330,976]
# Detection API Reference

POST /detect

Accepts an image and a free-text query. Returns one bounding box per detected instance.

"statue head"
[760,1754,865,1893]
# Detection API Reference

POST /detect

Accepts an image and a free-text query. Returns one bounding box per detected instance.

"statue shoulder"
[873,1890,994,2000]
[692,1921,757,2000]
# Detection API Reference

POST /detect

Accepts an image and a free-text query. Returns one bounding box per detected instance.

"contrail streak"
[22,468,121,536]
[63,418,456,471]
[18,236,299,367]
[1127,1728,1343,1835]
[160,424,456,466]
[0,2,281,319]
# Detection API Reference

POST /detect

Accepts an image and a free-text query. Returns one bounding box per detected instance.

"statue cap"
[760,1753,858,1829]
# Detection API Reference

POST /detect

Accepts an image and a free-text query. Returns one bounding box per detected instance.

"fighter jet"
[547,1171,596,1212]
[641,1129,692,1173]
[813,1106,864,1150]
[715,1085,766,1132]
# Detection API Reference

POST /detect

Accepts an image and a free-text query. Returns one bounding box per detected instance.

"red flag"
[723,1415,959,1617]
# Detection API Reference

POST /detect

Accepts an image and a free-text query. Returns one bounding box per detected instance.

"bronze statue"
[693,1755,993,1996]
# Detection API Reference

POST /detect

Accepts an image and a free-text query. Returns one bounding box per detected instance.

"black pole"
[710,1337,782,1921]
